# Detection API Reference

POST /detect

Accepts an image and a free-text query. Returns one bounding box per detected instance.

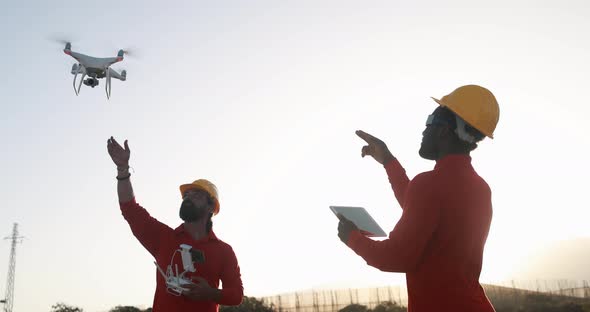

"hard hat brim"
[179,183,207,196]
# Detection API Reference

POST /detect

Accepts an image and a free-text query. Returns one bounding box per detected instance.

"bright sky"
[1,1,590,311]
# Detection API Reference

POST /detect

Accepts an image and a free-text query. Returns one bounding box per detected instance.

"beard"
[179,199,209,222]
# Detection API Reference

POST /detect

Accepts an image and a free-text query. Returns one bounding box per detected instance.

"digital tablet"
[330,206,387,237]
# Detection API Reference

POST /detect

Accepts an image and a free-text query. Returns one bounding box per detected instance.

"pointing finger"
[124,140,130,152]
[356,130,378,144]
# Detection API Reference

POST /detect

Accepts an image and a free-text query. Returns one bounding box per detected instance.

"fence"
[261,285,406,312]
[259,280,590,312]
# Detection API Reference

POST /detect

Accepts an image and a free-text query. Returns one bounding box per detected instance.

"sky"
[1,1,590,311]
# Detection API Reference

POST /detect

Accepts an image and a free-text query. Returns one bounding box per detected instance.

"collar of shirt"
[434,154,472,171]
[174,224,220,242]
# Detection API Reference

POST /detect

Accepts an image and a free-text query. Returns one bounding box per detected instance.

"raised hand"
[107,136,130,168]
[355,130,395,165]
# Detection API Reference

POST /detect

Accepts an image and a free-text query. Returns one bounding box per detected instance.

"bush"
[109,306,142,312]
[371,301,406,312]
[339,303,369,312]
[220,296,276,312]
[338,302,406,312]
[50,303,83,312]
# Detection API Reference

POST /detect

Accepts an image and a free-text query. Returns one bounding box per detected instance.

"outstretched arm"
[107,136,134,203]
[384,158,410,208]
[107,137,170,256]
[356,130,409,208]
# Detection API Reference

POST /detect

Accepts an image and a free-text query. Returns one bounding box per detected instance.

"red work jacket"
[347,155,495,312]
[120,198,243,312]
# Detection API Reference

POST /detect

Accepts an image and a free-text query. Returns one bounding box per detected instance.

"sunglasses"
[426,114,455,128]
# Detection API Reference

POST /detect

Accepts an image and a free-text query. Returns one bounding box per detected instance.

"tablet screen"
[330,206,387,237]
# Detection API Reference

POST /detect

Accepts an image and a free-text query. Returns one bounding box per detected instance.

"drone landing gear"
[70,64,115,99]
[105,66,112,99]
[72,71,85,96]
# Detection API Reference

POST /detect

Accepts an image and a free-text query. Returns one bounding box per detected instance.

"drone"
[61,42,128,99]
[154,244,206,296]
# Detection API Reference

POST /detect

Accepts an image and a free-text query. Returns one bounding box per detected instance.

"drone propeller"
[53,39,71,45]
[48,35,75,47]
[49,37,75,53]
[120,48,140,58]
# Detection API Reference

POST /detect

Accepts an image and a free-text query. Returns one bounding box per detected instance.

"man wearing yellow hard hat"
[337,85,499,312]
[107,139,243,312]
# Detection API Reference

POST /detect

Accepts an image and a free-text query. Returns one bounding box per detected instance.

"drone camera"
[83,78,99,88]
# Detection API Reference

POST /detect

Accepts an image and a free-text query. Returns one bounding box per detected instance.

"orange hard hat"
[179,179,220,215]
[431,85,500,138]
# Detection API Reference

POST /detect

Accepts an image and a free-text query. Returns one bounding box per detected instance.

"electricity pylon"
[1,224,23,312]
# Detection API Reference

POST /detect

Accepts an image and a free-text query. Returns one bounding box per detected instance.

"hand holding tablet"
[331,206,387,237]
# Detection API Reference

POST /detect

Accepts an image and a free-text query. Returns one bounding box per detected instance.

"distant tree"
[50,303,84,312]
[109,306,141,312]
[339,303,369,312]
[220,296,275,312]
[370,301,406,312]
[339,301,406,312]
[505,293,587,312]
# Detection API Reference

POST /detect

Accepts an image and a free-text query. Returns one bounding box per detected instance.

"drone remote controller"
[154,244,204,296]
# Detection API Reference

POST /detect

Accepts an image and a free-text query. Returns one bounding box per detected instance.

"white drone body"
[154,244,198,296]
[63,42,127,99]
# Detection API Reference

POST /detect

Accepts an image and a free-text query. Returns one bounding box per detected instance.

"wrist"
[116,165,131,176]
[116,173,131,180]
[381,154,396,166]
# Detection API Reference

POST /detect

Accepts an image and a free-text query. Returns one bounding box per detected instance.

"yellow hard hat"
[431,85,499,138]
[179,179,220,215]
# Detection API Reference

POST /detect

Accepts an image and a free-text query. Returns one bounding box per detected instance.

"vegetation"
[49,284,590,312]
[334,292,590,312]
[50,303,84,312]
[109,306,151,312]
[219,296,276,312]
[338,301,406,312]
[49,303,152,312]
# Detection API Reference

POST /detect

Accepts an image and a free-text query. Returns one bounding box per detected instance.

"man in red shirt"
[107,138,243,311]
[337,85,499,311]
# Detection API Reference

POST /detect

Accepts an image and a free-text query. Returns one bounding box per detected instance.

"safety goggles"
[426,114,455,128]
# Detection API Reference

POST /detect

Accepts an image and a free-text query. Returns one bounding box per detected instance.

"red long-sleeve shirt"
[347,155,495,312]
[120,198,243,312]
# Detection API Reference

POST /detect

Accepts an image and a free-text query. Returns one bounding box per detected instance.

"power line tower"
[1,224,23,312]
